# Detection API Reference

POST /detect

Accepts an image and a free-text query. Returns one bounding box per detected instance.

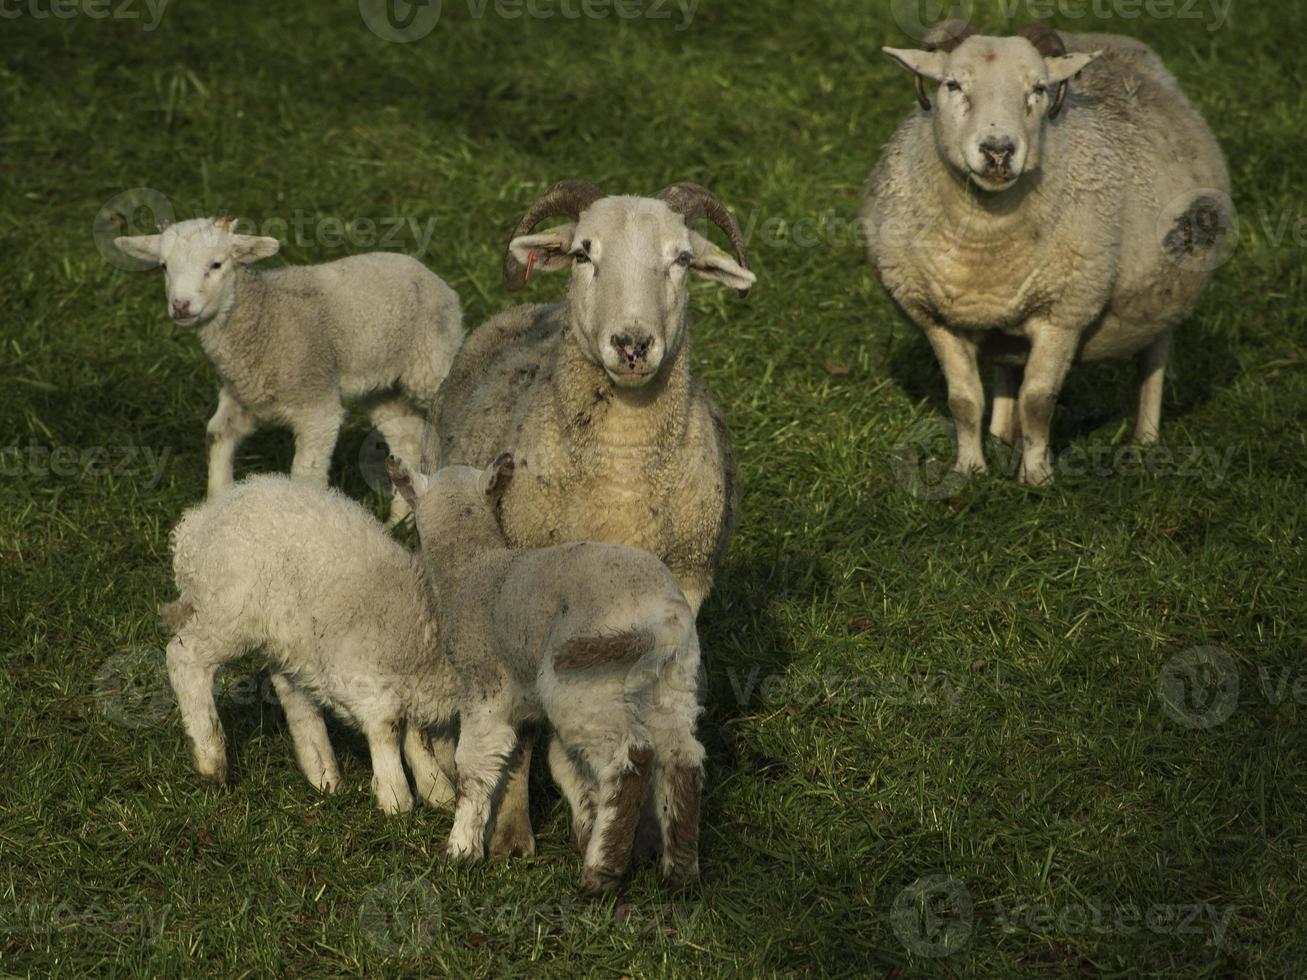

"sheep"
[161,474,459,814]
[420,180,754,857]
[387,452,705,897]
[861,21,1232,485]
[115,217,464,522]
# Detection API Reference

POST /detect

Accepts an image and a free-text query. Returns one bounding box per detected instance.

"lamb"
[161,474,459,814]
[420,180,754,856]
[116,217,464,522]
[861,21,1232,485]
[387,452,705,897]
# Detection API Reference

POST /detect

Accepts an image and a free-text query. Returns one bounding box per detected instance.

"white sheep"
[387,452,706,897]
[116,217,464,522]
[161,474,459,814]
[421,180,753,857]
[861,22,1231,485]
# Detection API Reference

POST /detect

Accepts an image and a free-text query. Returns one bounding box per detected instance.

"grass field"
[2,0,1306,974]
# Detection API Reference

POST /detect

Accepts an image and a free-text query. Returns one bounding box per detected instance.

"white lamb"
[161,474,459,814]
[116,217,464,522]
[387,452,706,897]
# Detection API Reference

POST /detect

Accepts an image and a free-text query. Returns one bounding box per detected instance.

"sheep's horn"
[503,179,607,292]
[656,182,752,296]
[1018,24,1071,118]
[914,19,979,110]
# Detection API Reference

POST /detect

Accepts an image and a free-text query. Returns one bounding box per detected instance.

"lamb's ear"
[385,454,429,508]
[882,47,948,83]
[480,452,515,499]
[688,230,756,294]
[229,234,280,264]
[1045,51,1099,84]
[114,235,162,265]
[508,225,576,277]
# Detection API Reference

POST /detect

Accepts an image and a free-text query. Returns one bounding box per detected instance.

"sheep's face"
[115,218,280,327]
[386,454,513,558]
[884,37,1098,192]
[508,197,754,389]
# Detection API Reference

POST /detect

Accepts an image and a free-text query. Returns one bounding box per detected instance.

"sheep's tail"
[159,598,194,632]
[553,627,656,673]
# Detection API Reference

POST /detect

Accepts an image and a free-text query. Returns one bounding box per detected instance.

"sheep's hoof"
[578,867,621,899]
[1019,460,1055,487]
[488,812,536,859]
[444,842,485,865]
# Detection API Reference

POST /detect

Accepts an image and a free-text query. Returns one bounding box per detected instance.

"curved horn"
[656,182,751,296]
[914,19,979,110]
[503,179,607,292]
[1018,24,1071,119]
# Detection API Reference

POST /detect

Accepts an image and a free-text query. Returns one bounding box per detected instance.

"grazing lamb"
[116,217,464,522]
[861,22,1231,485]
[162,474,459,814]
[387,452,705,897]
[421,180,753,857]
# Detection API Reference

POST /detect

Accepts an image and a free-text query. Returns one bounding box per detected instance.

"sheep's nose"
[980,139,1016,169]
[171,299,192,320]
[611,333,655,369]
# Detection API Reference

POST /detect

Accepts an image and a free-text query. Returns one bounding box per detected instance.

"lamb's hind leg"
[1134,329,1172,446]
[652,741,706,885]
[366,393,427,526]
[548,737,597,853]
[166,635,228,784]
[448,708,519,862]
[403,725,456,810]
[580,741,655,898]
[270,673,340,794]
[364,717,413,815]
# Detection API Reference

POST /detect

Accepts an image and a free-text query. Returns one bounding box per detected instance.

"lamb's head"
[501,180,755,389]
[885,22,1100,192]
[115,216,279,327]
[386,453,514,560]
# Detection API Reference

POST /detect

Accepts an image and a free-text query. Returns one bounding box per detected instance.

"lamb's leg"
[364,717,413,815]
[448,710,519,862]
[487,739,537,859]
[1134,329,1172,446]
[166,635,227,784]
[205,386,257,498]
[989,365,1023,445]
[1016,322,1080,486]
[580,742,655,898]
[652,743,706,885]
[269,673,341,794]
[548,736,597,853]
[403,725,456,810]
[289,403,344,487]
[922,325,987,475]
[367,395,427,526]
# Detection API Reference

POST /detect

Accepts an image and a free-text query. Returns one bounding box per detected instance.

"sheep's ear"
[883,47,948,83]
[1044,51,1099,84]
[114,235,163,265]
[480,452,515,499]
[385,454,429,508]
[688,230,756,294]
[508,225,576,276]
[230,234,280,265]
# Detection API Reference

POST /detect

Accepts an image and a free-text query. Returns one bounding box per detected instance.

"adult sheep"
[861,21,1231,485]
[422,179,754,856]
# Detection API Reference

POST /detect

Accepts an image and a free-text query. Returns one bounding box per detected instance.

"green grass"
[2,0,1306,974]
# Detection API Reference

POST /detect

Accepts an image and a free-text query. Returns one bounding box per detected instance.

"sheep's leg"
[1017,322,1080,486]
[364,717,413,815]
[989,365,1024,445]
[269,673,340,795]
[367,395,427,526]
[580,742,655,898]
[166,635,227,784]
[205,387,257,498]
[289,404,344,487]
[403,725,456,810]
[548,737,597,853]
[652,743,706,885]
[487,739,537,859]
[448,711,519,862]
[922,325,986,475]
[1133,329,1172,446]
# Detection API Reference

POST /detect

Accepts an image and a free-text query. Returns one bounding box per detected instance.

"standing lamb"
[116,217,464,522]
[421,180,754,856]
[861,22,1231,485]
[388,453,705,897]
[162,474,459,814]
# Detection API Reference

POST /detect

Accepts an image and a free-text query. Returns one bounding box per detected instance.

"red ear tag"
[525,250,538,284]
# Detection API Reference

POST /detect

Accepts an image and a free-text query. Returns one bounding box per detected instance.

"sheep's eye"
[210,261,222,270]
[675,251,693,268]
[1033,83,1048,96]
[945,80,962,93]
[159,261,167,270]
[572,250,590,264]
